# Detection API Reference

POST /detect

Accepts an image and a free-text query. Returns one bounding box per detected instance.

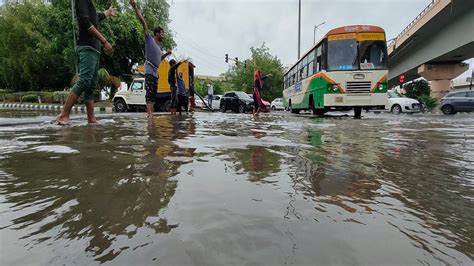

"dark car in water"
[440,90,474,115]
[220,91,254,113]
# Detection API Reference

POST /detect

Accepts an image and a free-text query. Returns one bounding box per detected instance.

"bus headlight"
[327,84,339,92]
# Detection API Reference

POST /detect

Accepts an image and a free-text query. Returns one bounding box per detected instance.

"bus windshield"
[359,40,387,70]
[327,38,358,71]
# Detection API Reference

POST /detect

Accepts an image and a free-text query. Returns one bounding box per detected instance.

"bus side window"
[321,40,327,70]
[308,61,314,77]
[316,45,322,72]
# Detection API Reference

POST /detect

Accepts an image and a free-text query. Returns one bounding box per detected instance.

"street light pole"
[298,0,301,59]
[313,21,326,45]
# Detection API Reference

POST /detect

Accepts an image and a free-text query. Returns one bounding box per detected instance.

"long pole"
[71,0,78,74]
[298,0,301,59]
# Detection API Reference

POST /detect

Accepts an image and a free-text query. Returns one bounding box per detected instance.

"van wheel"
[163,100,172,112]
[114,99,127,112]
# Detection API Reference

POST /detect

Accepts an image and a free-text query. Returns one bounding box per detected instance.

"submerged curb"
[0,103,113,113]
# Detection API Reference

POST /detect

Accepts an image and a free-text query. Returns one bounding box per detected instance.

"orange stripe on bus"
[309,73,346,93]
[371,74,388,92]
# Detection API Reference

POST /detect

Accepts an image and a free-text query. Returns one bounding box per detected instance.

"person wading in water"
[130,0,171,118]
[56,1,117,125]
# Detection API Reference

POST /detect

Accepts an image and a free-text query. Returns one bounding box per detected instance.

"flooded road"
[0,110,473,265]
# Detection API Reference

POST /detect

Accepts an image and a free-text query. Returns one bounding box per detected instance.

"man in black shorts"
[131,0,171,117]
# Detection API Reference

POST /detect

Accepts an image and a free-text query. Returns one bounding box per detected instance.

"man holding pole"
[56,1,117,125]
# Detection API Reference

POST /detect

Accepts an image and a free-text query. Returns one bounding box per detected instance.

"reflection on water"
[0,112,473,265]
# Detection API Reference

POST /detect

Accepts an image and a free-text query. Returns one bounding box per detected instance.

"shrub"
[21,94,39,103]
[37,92,54,103]
[420,94,438,110]
[53,91,70,103]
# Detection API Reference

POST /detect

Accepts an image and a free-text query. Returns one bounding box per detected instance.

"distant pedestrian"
[130,0,171,118]
[56,1,117,125]
[176,72,188,115]
[207,83,214,108]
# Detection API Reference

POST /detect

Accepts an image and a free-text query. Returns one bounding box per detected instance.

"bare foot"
[56,114,71,125]
[88,118,97,125]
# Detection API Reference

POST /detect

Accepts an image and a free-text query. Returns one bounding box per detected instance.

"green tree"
[403,79,437,109]
[0,0,175,92]
[194,78,232,97]
[224,44,284,101]
[98,0,175,80]
[403,79,430,99]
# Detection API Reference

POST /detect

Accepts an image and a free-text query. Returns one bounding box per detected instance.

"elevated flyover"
[388,0,474,99]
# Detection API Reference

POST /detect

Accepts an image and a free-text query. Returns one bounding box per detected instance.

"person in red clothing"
[253,68,272,116]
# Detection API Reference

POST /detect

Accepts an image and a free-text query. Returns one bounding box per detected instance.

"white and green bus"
[283,25,388,118]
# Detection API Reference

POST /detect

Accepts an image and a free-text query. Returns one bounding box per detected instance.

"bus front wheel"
[354,107,362,119]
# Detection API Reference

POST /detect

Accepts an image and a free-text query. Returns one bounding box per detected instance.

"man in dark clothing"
[56,1,117,125]
[130,0,171,117]
[176,72,188,115]
[189,77,195,112]
[168,59,186,115]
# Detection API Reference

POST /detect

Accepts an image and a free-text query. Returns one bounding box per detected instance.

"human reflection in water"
[296,122,473,260]
[0,116,196,263]
[226,119,282,182]
[291,126,384,212]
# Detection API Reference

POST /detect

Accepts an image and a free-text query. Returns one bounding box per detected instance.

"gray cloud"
[168,0,472,79]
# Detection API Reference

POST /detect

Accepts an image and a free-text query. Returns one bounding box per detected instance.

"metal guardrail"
[388,0,442,49]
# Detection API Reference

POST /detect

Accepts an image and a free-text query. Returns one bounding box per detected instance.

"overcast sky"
[168,0,473,79]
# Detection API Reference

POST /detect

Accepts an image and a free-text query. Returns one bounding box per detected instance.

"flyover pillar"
[418,63,469,99]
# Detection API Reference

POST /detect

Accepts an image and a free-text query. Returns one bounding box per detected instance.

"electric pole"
[298,0,301,59]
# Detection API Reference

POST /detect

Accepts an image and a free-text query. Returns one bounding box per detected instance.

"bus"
[113,60,195,112]
[283,25,388,118]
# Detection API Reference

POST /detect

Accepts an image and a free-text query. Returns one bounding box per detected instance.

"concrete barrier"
[0,103,113,113]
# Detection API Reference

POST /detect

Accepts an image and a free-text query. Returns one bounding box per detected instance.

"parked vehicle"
[271,98,285,111]
[387,90,421,114]
[113,60,194,112]
[220,91,254,113]
[440,90,474,115]
[195,95,222,110]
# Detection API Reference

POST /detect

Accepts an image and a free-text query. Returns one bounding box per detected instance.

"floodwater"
[0,110,473,265]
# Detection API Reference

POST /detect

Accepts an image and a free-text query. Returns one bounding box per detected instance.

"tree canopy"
[224,44,285,101]
[0,0,174,91]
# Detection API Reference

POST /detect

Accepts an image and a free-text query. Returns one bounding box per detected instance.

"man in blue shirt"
[130,0,171,117]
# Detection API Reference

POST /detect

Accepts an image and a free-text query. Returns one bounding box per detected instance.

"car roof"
[447,90,470,94]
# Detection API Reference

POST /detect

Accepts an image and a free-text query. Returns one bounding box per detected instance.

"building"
[452,77,473,91]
